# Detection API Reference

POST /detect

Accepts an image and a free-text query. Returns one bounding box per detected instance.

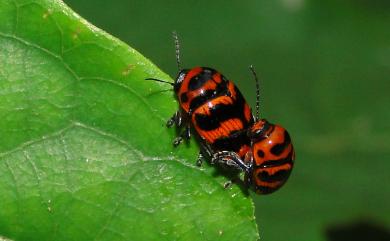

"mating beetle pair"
[147,33,294,194]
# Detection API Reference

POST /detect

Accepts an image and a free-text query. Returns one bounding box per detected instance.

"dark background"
[63,1,390,240]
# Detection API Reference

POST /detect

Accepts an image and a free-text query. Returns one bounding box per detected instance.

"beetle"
[146,32,253,168]
[147,33,295,194]
[213,66,295,194]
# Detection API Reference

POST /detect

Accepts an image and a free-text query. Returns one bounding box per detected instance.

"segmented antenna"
[172,31,182,71]
[249,65,260,121]
[145,78,174,86]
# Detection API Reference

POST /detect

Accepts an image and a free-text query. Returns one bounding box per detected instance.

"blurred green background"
[63,0,390,240]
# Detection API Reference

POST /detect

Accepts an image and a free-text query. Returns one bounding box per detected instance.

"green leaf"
[0,0,259,240]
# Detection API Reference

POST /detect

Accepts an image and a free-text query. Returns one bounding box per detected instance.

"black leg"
[243,166,253,188]
[167,111,183,128]
[212,151,249,171]
[173,124,191,147]
[166,114,175,127]
[199,141,212,158]
[223,180,233,189]
[184,124,191,140]
[196,141,213,167]
[196,152,204,167]
[224,177,249,194]
[173,136,183,147]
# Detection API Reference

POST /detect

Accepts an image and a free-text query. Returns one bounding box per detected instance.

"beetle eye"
[174,70,188,92]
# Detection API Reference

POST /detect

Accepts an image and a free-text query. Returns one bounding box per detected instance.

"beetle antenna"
[172,31,182,71]
[145,78,174,86]
[249,65,260,121]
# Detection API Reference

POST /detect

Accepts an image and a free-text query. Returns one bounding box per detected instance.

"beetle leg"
[195,141,213,166]
[166,113,176,127]
[223,180,233,189]
[243,164,254,188]
[201,142,213,158]
[212,151,249,171]
[167,111,183,128]
[196,152,204,167]
[173,124,191,147]
[173,136,183,147]
[183,124,191,140]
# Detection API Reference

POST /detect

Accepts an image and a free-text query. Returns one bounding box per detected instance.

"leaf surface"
[0,0,259,240]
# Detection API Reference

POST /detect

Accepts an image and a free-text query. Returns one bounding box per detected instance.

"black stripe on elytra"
[188,68,215,91]
[258,150,294,168]
[270,130,291,156]
[257,150,265,158]
[246,166,279,194]
[188,76,229,112]
[212,130,250,155]
[180,92,189,103]
[188,89,218,111]
[194,99,249,131]
[194,85,252,131]
[254,185,278,194]
[257,168,291,183]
